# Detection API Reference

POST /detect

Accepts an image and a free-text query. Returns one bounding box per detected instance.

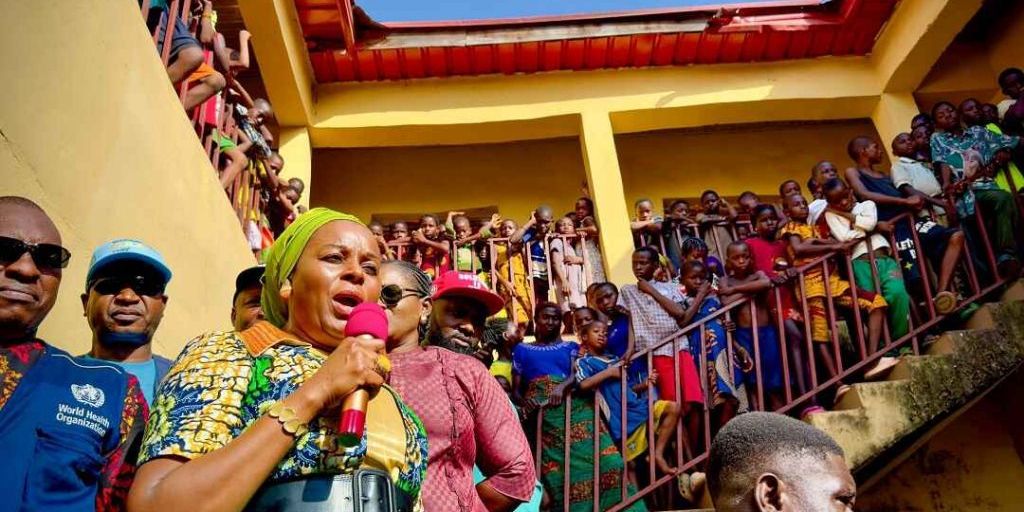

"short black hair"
[680,259,705,276]
[700,189,719,202]
[681,236,708,255]
[751,203,776,220]
[846,135,874,161]
[634,198,652,208]
[669,199,689,210]
[587,281,617,297]
[534,301,561,317]
[958,97,980,110]
[931,101,956,118]
[577,320,605,336]
[726,240,749,256]
[806,177,819,194]
[633,246,660,261]
[910,112,932,128]
[738,191,758,202]
[420,213,439,224]
[573,306,601,320]
[823,177,847,196]
[707,412,844,502]
[778,179,799,196]
[999,67,1024,86]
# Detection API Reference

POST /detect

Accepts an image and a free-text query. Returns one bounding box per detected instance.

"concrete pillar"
[579,111,634,285]
[277,126,312,209]
[871,92,921,164]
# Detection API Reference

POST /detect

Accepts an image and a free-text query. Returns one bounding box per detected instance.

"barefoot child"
[778,193,887,379]
[821,178,911,378]
[587,282,647,386]
[719,241,785,411]
[618,247,704,453]
[575,321,681,476]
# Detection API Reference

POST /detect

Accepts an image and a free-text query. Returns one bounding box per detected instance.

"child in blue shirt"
[575,321,681,475]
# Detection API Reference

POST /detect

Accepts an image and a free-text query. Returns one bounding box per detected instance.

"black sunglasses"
[379,284,423,309]
[0,236,71,271]
[90,275,165,297]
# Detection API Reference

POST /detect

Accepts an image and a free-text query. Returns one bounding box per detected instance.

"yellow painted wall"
[311,138,587,224]
[858,392,1024,511]
[0,1,254,357]
[616,120,887,210]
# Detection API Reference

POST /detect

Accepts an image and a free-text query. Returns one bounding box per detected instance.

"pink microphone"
[337,302,389,448]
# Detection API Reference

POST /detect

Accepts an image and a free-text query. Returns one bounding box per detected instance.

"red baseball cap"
[432,271,505,316]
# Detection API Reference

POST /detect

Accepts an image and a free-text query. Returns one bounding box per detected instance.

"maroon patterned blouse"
[389,346,536,511]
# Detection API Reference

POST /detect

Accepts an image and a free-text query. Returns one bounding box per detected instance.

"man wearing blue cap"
[0,197,147,511]
[81,239,174,406]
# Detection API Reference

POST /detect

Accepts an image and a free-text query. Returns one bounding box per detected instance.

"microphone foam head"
[345,302,389,339]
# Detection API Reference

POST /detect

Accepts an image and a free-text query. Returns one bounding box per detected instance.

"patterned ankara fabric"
[0,339,148,511]
[389,347,536,511]
[930,126,1020,217]
[139,322,428,508]
[778,220,886,343]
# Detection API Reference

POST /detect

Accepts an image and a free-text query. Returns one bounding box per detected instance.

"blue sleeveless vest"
[0,343,128,512]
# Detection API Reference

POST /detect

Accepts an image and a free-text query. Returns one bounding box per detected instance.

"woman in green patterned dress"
[128,209,428,512]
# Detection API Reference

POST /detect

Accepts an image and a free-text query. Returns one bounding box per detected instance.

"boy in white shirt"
[821,179,911,377]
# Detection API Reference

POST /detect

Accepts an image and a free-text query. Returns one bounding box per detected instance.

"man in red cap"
[426,269,506,360]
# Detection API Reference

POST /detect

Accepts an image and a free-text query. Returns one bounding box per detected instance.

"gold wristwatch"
[267,401,310,438]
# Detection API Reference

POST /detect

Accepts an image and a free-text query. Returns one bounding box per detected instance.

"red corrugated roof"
[295,0,897,83]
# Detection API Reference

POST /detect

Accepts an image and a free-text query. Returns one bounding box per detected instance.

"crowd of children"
[349,66,1024,509]
[141,0,303,258]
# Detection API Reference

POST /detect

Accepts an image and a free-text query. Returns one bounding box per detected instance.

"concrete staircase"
[805,280,1024,474]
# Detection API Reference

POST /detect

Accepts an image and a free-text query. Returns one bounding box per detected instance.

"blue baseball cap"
[86,239,172,289]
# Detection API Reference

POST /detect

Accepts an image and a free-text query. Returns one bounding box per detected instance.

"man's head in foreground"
[708,412,855,512]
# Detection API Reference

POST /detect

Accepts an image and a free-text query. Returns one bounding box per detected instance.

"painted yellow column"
[871,92,921,163]
[278,127,312,209]
[579,111,634,285]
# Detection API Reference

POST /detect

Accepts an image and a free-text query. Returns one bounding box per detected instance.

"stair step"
[832,380,908,411]
[1002,278,1024,302]
[966,303,997,330]
[924,330,966,355]
[887,355,949,381]
[923,328,1000,356]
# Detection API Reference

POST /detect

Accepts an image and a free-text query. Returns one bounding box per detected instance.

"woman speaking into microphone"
[128,209,428,512]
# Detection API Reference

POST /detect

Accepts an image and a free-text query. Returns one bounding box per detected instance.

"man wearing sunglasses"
[0,196,148,511]
[81,239,174,406]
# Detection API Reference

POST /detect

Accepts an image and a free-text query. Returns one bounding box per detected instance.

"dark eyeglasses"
[379,284,423,309]
[0,236,71,271]
[90,275,165,297]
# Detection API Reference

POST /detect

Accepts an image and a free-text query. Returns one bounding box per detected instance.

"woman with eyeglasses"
[380,261,538,512]
[128,209,428,512]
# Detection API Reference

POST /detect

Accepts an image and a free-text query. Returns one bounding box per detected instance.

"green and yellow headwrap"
[260,207,364,327]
